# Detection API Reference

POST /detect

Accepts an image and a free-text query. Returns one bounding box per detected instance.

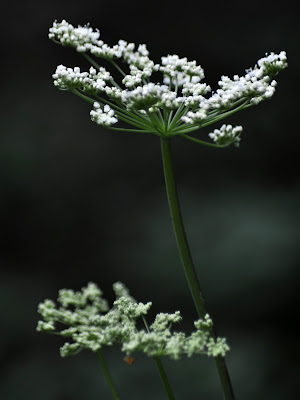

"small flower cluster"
[49,20,101,52]
[53,65,112,92]
[37,282,229,360]
[160,54,205,86]
[209,124,243,147]
[90,103,118,126]
[49,20,287,146]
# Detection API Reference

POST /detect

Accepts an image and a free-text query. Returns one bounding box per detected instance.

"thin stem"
[82,53,101,70]
[72,89,96,104]
[97,350,119,400]
[180,133,232,148]
[71,90,157,134]
[167,110,174,127]
[167,103,186,131]
[154,357,176,400]
[160,137,206,317]
[95,94,153,130]
[110,60,127,77]
[72,90,143,129]
[107,126,158,134]
[151,110,164,130]
[147,112,164,133]
[83,53,127,80]
[94,96,152,130]
[169,124,199,135]
[168,99,251,137]
[111,79,122,90]
[163,108,169,132]
[114,112,151,130]
[158,109,165,129]
[201,100,250,128]
[160,137,235,400]
[141,316,176,399]
[142,315,150,332]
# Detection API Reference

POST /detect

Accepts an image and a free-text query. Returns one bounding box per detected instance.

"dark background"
[1,1,299,399]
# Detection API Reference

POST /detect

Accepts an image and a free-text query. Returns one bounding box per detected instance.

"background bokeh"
[1,1,299,399]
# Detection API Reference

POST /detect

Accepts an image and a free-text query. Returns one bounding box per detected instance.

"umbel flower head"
[49,20,287,148]
[37,282,229,360]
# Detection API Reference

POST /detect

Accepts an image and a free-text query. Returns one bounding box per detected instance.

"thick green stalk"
[160,136,235,400]
[97,350,120,400]
[154,357,176,400]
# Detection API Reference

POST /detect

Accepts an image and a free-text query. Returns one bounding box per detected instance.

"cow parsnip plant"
[37,19,287,400]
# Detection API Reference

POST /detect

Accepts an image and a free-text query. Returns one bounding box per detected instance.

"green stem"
[180,133,232,148]
[107,126,158,134]
[160,137,235,400]
[82,53,101,70]
[168,99,251,137]
[154,357,176,400]
[167,103,186,131]
[141,317,176,399]
[200,100,250,128]
[110,60,127,77]
[97,350,120,400]
[72,89,96,105]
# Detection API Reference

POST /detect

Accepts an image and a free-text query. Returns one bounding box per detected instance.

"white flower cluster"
[49,20,156,66]
[122,64,156,88]
[121,83,170,111]
[122,313,229,360]
[257,51,288,77]
[113,281,135,301]
[181,106,209,124]
[182,82,211,108]
[114,296,152,318]
[183,51,287,124]
[216,51,286,108]
[49,20,287,144]
[208,124,243,147]
[49,20,101,53]
[90,103,118,126]
[53,65,112,92]
[160,55,205,86]
[37,282,229,360]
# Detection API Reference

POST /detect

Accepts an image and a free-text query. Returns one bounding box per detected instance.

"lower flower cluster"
[37,282,229,360]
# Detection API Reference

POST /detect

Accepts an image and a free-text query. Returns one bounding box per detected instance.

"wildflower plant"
[37,19,287,400]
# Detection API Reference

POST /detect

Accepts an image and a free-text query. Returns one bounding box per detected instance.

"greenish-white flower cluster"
[37,282,229,360]
[49,20,287,147]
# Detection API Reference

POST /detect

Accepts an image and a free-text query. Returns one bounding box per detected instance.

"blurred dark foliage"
[0,1,299,399]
